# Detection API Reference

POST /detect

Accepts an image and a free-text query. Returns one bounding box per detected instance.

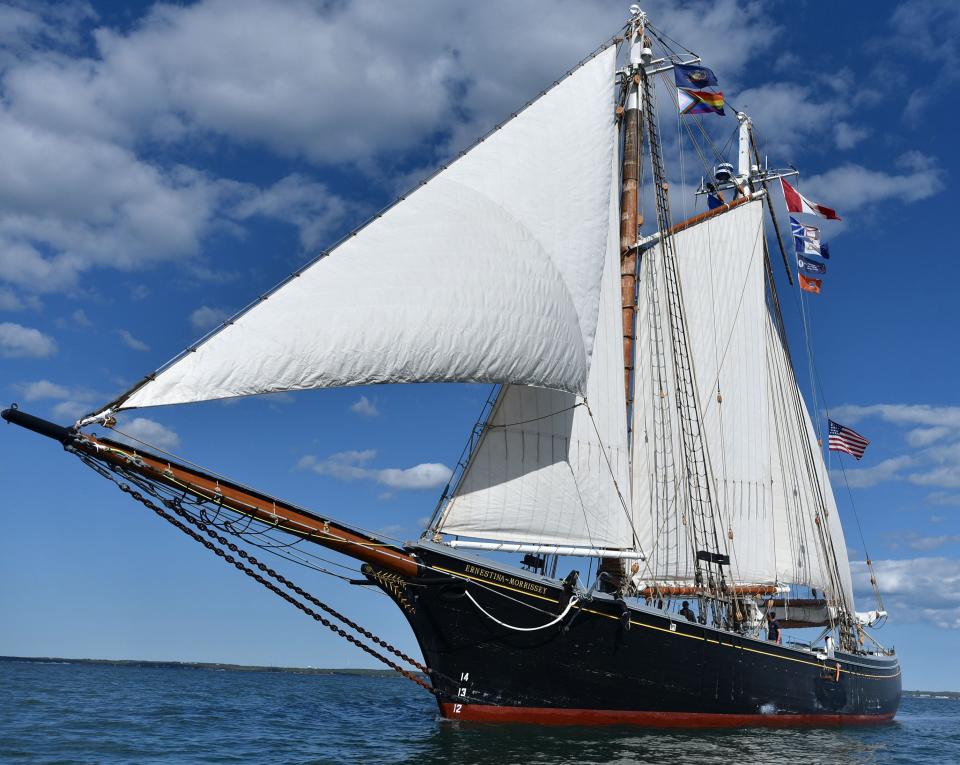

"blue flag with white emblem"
[674,63,719,89]
[797,254,827,274]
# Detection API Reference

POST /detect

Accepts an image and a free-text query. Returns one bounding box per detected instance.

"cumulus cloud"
[116,328,149,351]
[833,121,870,150]
[832,403,960,492]
[802,152,943,215]
[0,321,56,357]
[230,174,350,251]
[838,456,915,489]
[927,492,960,508]
[112,416,181,451]
[17,379,71,401]
[852,557,960,629]
[298,449,451,490]
[832,403,960,430]
[190,305,229,333]
[349,395,379,417]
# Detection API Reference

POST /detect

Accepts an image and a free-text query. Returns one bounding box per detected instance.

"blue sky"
[1,0,959,691]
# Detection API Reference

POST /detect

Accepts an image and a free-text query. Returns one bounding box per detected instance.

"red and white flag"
[780,178,841,221]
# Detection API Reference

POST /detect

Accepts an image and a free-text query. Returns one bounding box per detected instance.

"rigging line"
[75,437,579,625]
[465,591,579,632]
[776,225,877,604]
[582,399,647,561]
[486,402,583,429]
[699,217,766,421]
[766,265,853,633]
[427,384,499,535]
[95,427,413,548]
[799,330,883,611]
[83,30,629,426]
[645,22,698,58]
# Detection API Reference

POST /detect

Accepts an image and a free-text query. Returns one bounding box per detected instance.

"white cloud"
[833,121,869,150]
[907,426,952,448]
[0,287,27,311]
[0,0,785,297]
[927,492,960,508]
[349,395,379,418]
[377,463,452,490]
[52,399,91,421]
[837,456,915,489]
[17,379,71,401]
[116,328,149,351]
[112,416,181,451]
[0,321,56,357]
[298,449,451,490]
[230,174,349,251]
[71,309,93,328]
[803,153,943,215]
[190,305,229,333]
[852,557,960,629]
[831,403,960,431]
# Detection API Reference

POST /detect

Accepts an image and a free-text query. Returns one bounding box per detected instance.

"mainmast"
[618,10,650,408]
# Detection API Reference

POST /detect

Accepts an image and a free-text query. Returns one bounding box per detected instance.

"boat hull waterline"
[373,543,900,727]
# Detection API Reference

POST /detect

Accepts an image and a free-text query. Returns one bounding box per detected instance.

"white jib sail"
[436,146,634,550]
[104,46,618,414]
[632,200,776,584]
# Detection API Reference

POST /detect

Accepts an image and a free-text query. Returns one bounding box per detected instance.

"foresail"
[632,200,774,584]
[436,150,633,550]
[97,46,618,415]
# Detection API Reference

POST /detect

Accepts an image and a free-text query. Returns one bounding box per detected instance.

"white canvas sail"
[632,200,775,584]
[766,314,855,608]
[96,46,618,416]
[436,151,633,550]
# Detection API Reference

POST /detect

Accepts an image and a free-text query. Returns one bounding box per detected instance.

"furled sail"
[632,199,774,584]
[91,46,618,417]
[435,149,634,550]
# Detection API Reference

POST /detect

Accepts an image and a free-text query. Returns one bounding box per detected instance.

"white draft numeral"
[453,703,463,714]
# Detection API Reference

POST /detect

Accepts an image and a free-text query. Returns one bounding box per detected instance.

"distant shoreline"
[1,656,957,696]
[0,655,409,678]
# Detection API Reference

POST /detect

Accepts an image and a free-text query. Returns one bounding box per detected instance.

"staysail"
[88,46,619,418]
[435,147,633,550]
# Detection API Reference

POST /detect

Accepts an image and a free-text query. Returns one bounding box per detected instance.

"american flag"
[828,419,870,460]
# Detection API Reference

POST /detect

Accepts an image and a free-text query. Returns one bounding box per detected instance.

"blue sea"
[1,660,956,765]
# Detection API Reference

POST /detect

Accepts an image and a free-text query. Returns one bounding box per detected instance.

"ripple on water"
[0,662,955,765]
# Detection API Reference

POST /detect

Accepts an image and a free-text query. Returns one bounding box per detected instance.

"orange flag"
[798,273,822,294]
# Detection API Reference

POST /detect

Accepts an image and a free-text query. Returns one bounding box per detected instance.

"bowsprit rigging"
[4,4,900,726]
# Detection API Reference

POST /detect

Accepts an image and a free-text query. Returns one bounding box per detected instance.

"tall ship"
[4,7,900,725]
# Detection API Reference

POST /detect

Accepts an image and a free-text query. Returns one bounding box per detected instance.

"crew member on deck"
[678,601,696,622]
[767,611,781,644]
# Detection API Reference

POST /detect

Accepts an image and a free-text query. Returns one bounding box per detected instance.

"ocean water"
[1,661,956,765]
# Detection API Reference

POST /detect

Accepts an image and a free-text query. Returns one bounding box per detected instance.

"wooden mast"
[599,12,650,592]
[619,20,645,407]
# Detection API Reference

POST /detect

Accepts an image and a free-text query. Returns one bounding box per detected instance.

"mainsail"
[631,198,853,608]
[88,46,619,418]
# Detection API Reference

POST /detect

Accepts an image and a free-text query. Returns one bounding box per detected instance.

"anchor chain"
[83,454,436,695]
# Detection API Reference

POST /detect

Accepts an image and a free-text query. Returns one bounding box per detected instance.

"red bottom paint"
[439,703,896,728]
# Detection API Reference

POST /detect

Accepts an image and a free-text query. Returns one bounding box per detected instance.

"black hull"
[369,542,901,727]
